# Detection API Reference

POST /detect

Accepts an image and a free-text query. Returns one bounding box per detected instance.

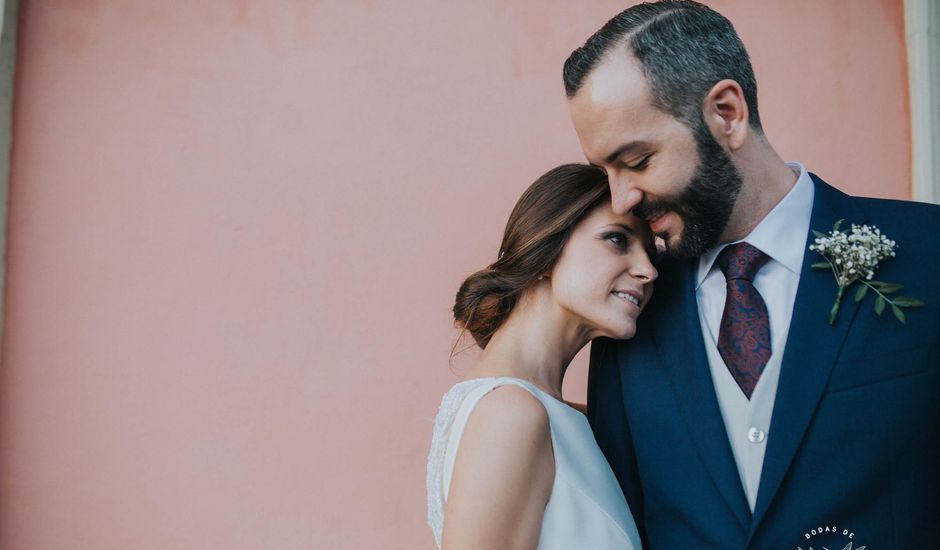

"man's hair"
[563,0,762,132]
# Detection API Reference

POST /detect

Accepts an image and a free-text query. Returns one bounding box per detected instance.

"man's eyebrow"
[604,141,651,165]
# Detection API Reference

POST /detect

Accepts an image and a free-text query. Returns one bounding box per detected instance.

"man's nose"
[608,174,643,215]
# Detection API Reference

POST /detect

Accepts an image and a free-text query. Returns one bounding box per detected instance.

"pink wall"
[0,1,909,549]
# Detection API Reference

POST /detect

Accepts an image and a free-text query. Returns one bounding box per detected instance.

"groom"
[565,2,940,549]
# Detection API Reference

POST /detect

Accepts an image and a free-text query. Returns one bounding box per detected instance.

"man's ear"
[702,79,749,151]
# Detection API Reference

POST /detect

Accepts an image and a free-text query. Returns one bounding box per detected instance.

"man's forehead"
[580,51,649,107]
[569,53,661,160]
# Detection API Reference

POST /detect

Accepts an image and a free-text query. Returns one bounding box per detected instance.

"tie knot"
[717,242,769,282]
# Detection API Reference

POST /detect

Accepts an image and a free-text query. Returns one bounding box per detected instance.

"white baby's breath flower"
[809,223,896,288]
[810,220,921,325]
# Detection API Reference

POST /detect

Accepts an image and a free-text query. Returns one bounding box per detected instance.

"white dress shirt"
[694,162,815,511]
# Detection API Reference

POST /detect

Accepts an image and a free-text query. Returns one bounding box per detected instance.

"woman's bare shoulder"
[443,384,554,548]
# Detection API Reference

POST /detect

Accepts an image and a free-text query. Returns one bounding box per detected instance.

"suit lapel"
[651,259,751,531]
[749,176,867,535]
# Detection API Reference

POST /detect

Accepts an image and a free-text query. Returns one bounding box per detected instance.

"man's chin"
[651,216,717,259]
[655,228,688,258]
[665,227,725,259]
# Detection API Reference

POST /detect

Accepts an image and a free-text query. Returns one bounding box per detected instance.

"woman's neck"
[466,285,592,400]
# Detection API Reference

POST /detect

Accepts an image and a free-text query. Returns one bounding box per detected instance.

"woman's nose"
[630,251,658,283]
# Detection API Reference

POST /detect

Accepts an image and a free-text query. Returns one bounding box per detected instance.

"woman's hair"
[453,164,610,348]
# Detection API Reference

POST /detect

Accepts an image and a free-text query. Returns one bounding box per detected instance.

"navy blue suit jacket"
[587,175,940,549]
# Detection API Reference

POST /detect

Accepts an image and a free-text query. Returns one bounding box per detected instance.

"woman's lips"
[612,290,643,308]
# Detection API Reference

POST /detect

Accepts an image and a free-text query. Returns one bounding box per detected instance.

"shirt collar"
[695,162,815,289]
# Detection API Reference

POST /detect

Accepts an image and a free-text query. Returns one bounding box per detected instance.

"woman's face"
[549,201,658,340]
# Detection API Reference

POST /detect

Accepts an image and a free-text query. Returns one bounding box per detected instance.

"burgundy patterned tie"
[716,242,771,399]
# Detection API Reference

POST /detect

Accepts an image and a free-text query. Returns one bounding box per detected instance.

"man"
[564,2,940,548]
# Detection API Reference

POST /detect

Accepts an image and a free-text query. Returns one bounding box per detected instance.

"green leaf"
[877,283,903,294]
[891,303,906,323]
[833,218,844,231]
[854,284,869,302]
[874,295,886,315]
[812,230,827,240]
[867,280,887,288]
[893,296,925,307]
[812,262,830,269]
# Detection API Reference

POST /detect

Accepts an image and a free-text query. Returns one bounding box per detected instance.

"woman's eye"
[605,233,629,249]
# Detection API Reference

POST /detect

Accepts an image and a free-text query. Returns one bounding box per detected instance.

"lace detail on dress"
[426,379,493,548]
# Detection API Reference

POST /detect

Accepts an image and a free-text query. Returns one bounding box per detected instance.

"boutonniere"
[809,220,924,325]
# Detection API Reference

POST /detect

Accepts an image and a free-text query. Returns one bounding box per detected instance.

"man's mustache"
[633,198,682,221]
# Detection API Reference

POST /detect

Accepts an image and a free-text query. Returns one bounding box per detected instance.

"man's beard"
[634,123,743,259]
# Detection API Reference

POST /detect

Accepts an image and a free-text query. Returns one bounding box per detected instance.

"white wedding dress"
[427,377,642,549]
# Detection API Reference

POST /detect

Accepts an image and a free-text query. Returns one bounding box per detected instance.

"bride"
[427,164,657,549]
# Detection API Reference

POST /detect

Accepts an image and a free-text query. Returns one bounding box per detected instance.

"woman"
[427,164,657,549]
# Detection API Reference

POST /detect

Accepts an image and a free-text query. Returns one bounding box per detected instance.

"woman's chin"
[602,324,637,341]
